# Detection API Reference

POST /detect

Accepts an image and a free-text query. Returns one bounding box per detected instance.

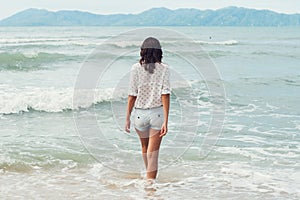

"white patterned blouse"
[128,62,171,109]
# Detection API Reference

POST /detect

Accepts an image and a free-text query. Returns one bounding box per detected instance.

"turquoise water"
[0,27,299,199]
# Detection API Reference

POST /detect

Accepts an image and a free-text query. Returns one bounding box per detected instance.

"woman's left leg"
[146,128,163,179]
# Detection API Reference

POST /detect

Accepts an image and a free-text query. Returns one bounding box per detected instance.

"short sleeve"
[128,65,138,96]
[161,66,171,94]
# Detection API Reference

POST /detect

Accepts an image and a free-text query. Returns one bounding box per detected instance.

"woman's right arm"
[125,64,138,133]
[125,95,136,133]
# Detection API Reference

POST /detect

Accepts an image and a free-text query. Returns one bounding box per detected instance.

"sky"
[0,0,299,20]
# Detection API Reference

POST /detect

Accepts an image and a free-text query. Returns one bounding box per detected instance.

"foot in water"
[144,179,157,191]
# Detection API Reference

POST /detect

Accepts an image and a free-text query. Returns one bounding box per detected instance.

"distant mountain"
[1,7,299,26]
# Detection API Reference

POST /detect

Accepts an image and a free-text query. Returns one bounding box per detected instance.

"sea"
[0,26,299,199]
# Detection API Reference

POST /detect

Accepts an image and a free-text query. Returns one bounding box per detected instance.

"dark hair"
[139,37,163,73]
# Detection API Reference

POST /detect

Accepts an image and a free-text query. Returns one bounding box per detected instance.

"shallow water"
[0,27,299,199]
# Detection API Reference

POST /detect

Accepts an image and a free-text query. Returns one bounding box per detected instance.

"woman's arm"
[160,94,170,137]
[125,95,137,133]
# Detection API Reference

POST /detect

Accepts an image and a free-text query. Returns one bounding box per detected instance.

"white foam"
[225,124,245,133]
[195,40,239,45]
[0,37,107,48]
[108,40,141,48]
[0,79,206,114]
[104,39,239,48]
[0,86,120,114]
[0,38,69,44]
[295,124,300,131]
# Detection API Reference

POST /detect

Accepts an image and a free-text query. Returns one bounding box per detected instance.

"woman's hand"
[159,122,168,137]
[125,119,131,133]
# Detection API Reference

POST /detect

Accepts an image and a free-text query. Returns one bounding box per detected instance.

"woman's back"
[129,62,170,109]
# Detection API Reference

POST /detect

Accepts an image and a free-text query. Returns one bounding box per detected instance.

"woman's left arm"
[160,94,170,137]
[160,66,171,137]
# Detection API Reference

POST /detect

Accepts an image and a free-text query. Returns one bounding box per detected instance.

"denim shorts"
[133,106,164,132]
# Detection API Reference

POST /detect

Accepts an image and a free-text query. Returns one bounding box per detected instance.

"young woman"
[125,37,171,180]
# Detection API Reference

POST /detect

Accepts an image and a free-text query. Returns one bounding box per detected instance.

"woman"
[125,37,171,180]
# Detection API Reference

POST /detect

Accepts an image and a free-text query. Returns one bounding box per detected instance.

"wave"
[237,76,300,87]
[251,50,300,59]
[208,50,234,58]
[0,37,122,48]
[0,38,99,47]
[0,36,111,45]
[102,39,239,48]
[0,38,71,44]
[195,40,239,45]
[0,38,239,55]
[0,80,209,115]
[0,150,92,173]
[1,41,103,48]
[0,52,77,71]
[0,86,126,114]
[0,39,239,49]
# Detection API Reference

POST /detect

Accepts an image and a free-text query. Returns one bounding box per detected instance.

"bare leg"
[135,129,149,169]
[147,128,163,180]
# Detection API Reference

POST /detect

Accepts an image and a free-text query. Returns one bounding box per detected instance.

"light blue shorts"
[133,106,164,132]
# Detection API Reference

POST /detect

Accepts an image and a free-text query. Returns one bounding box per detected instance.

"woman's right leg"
[135,128,149,169]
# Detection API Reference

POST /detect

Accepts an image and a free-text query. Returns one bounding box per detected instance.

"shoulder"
[156,63,169,74]
[156,62,169,70]
[157,62,168,67]
[131,63,141,70]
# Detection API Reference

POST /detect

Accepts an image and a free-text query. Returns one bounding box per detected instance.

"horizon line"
[1,6,299,21]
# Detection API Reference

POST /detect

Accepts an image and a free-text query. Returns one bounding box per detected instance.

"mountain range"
[0,7,299,26]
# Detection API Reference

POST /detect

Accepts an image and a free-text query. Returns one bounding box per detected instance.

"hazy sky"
[0,0,299,20]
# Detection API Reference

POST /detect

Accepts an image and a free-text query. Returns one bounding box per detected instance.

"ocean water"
[0,26,299,199]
